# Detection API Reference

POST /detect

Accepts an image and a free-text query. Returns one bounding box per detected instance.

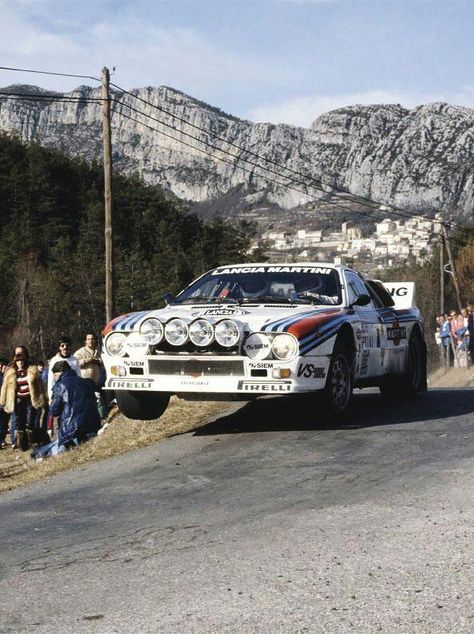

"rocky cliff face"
[1,84,473,222]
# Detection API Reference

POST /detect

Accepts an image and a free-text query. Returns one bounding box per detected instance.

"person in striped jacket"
[0,351,47,450]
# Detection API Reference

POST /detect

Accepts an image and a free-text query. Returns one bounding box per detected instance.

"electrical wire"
[113,107,398,228]
[0,65,100,83]
[0,65,469,233]
[109,79,469,233]
[0,69,472,246]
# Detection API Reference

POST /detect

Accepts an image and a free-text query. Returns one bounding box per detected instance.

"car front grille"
[148,358,245,377]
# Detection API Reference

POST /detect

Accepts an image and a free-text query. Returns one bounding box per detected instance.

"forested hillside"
[0,133,254,359]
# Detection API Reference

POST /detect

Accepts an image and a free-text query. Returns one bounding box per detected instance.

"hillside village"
[246,209,440,273]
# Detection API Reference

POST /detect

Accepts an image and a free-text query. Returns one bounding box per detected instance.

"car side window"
[345,272,374,308]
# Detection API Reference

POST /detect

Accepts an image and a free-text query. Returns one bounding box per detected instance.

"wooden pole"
[439,230,445,315]
[442,223,462,312]
[102,66,114,324]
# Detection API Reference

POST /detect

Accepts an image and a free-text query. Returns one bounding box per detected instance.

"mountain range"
[1,83,473,224]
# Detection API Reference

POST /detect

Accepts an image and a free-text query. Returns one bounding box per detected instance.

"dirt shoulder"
[428,366,474,388]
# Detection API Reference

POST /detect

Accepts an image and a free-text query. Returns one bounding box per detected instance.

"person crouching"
[33,361,101,460]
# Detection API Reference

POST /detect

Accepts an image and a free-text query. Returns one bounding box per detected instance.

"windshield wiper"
[175,295,214,304]
[240,295,295,304]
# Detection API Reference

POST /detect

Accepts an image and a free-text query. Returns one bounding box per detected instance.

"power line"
[113,108,402,229]
[1,72,472,246]
[113,99,474,246]
[0,65,100,83]
[109,79,469,233]
[0,92,105,104]
[0,65,469,233]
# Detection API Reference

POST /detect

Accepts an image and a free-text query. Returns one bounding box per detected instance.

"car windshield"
[173,266,342,306]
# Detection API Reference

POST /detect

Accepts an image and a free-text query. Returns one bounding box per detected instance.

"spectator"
[5,345,32,444]
[439,314,452,366]
[74,333,103,385]
[35,360,49,432]
[47,336,81,399]
[434,315,443,362]
[0,358,9,448]
[74,332,107,420]
[33,361,100,460]
[0,351,47,450]
[468,302,474,366]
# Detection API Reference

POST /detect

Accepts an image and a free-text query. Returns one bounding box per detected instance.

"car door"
[344,272,383,380]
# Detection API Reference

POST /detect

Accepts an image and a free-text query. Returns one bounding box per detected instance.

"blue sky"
[1,0,474,126]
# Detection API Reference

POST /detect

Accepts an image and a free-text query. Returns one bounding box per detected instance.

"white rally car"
[102,263,427,420]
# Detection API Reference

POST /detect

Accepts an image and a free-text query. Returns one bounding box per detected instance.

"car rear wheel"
[323,343,353,419]
[380,332,425,398]
[115,390,171,420]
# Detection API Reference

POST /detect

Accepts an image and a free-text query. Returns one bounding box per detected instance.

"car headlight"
[164,318,189,346]
[272,333,298,360]
[215,319,240,347]
[105,332,127,357]
[140,318,164,345]
[189,319,214,347]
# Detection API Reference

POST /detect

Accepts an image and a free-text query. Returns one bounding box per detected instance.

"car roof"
[213,262,351,272]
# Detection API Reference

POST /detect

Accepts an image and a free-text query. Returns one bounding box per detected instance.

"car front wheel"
[115,390,171,420]
[323,343,353,418]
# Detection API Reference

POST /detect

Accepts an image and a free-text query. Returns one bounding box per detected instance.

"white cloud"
[0,3,279,102]
[248,88,474,127]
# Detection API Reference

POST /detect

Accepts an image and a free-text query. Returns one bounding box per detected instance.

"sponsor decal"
[123,360,145,367]
[382,282,415,309]
[243,333,272,360]
[238,380,292,392]
[108,378,153,389]
[192,308,248,317]
[387,320,407,346]
[248,361,274,369]
[359,350,370,376]
[125,332,148,358]
[179,379,210,386]
[214,266,333,275]
[297,363,326,379]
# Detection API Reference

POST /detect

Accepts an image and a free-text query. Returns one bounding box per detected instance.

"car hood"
[105,303,347,340]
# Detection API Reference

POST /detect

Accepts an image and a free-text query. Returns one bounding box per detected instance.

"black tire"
[115,390,170,421]
[380,332,426,398]
[323,343,353,418]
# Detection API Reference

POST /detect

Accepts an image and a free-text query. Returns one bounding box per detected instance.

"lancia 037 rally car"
[102,263,427,420]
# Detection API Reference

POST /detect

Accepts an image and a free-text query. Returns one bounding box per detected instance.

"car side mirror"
[349,294,371,309]
[163,292,175,305]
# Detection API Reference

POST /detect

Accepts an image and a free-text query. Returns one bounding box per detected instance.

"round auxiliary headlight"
[189,319,214,347]
[139,318,164,345]
[272,333,299,360]
[164,318,189,346]
[105,332,127,357]
[243,332,272,360]
[215,319,240,348]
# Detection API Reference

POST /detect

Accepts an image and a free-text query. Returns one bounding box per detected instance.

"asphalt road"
[0,387,473,634]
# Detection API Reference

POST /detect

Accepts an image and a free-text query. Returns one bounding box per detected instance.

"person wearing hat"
[32,360,100,461]
[47,336,81,400]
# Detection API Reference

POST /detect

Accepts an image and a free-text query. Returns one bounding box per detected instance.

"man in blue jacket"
[33,361,100,460]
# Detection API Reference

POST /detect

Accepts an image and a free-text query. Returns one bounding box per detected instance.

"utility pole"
[439,229,445,315]
[102,66,114,324]
[441,222,462,312]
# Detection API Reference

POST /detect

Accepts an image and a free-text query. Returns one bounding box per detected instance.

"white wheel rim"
[331,356,351,410]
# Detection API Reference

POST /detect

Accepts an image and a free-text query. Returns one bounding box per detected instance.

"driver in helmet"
[293,277,339,305]
[239,277,268,299]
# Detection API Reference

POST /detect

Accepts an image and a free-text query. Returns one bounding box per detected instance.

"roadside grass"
[0,397,228,494]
